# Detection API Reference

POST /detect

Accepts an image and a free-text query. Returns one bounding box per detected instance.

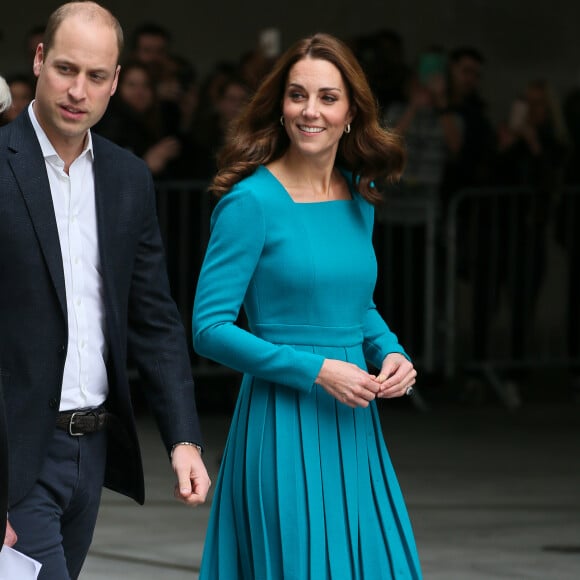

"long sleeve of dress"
[359,199,410,369]
[362,303,408,369]
[193,188,325,392]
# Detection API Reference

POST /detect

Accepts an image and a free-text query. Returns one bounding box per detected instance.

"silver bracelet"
[171,441,202,457]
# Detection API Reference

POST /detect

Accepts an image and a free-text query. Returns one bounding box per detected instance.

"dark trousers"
[10,427,107,579]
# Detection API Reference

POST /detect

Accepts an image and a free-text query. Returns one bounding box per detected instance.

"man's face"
[32,14,119,156]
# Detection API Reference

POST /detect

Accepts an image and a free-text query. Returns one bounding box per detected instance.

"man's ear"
[110,65,121,96]
[33,44,44,78]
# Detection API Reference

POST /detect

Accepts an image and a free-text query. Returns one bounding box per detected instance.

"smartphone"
[259,28,281,59]
[508,98,528,131]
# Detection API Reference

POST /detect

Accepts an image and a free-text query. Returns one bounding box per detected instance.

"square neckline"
[259,165,355,205]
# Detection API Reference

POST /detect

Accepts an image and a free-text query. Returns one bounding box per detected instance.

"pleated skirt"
[199,344,422,580]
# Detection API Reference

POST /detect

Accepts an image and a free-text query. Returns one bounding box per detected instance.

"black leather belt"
[56,407,109,436]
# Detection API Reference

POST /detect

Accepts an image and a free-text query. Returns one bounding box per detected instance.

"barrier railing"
[444,186,580,407]
[374,185,439,375]
[154,180,227,377]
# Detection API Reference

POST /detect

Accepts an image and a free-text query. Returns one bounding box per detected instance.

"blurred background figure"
[94,60,182,178]
[353,28,410,115]
[385,48,462,192]
[194,62,237,122]
[189,74,250,177]
[493,80,568,371]
[380,48,463,357]
[24,25,45,65]
[441,47,496,204]
[497,80,568,188]
[130,22,198,108]
[238,48,272,93]
[238,27,279,92]
[0,74,34,126]
[563,87,580,185]
[169,53,199,133]
[131,22,172,85]
[440,47,498,377]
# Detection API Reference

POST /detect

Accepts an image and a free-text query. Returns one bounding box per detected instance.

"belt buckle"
[68,411,85,437]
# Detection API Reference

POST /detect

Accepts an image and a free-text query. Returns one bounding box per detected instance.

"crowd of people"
[1,24,577,190]
[3,19,576,365]
[5,17,579,366]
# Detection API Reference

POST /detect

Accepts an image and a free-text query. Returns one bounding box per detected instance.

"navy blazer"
[0,112,202,506]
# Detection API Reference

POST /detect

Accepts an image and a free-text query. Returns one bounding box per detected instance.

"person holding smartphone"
[385,49,462,189]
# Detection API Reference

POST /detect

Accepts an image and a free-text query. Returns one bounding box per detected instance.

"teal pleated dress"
[193,165,422,579]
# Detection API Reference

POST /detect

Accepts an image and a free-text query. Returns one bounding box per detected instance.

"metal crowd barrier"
[154,180,224,377]
[374,184,439,375]
[444,186,580,407]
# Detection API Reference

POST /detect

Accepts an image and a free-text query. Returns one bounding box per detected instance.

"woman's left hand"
[376,353,417,398]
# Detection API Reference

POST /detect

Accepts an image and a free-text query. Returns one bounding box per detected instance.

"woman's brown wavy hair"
[210,33,405,204]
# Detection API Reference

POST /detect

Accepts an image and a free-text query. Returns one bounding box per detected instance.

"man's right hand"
[4,520,17,547]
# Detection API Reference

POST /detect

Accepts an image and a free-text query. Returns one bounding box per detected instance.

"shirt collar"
[28,101,94,164]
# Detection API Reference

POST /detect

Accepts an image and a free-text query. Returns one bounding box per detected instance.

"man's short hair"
[43,1,124,62]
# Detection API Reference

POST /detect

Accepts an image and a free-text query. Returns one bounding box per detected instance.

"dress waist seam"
[252,323,363,347]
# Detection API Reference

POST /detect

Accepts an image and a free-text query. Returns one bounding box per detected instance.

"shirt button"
[49,397,58,409]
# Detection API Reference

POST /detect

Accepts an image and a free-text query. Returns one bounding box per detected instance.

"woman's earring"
[344,123,351,134]
[280,115,285,127]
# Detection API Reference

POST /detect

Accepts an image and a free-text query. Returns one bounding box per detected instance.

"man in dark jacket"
[0,4,210,577]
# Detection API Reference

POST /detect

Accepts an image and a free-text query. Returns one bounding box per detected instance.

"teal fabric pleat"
[297,377,328,579]
[200,373,422,579]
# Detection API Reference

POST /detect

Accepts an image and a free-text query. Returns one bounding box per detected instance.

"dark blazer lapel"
[8,115,67,317]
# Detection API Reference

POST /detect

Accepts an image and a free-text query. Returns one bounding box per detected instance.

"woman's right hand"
[315,359,380,408]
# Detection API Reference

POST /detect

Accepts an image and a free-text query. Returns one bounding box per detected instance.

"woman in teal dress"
[193,33,422,579]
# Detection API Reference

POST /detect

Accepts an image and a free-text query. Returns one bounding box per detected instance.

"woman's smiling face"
[281,57,353,161]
